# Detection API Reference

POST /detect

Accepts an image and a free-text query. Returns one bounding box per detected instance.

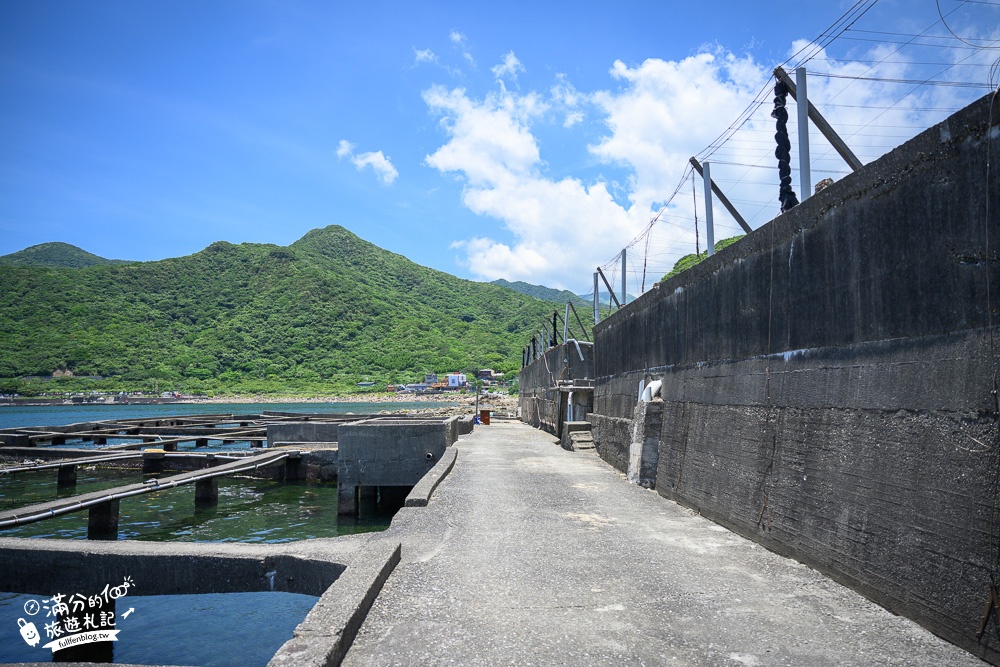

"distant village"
[379,369,508,393]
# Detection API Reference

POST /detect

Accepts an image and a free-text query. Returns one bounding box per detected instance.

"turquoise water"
[0,590,317,666]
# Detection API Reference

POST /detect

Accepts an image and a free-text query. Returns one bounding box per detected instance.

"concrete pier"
[87,500,119,540]
[56,464,77,486]
[342,422,979,666]
[195,477,219,505]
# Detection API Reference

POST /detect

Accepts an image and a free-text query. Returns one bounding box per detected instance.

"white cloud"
[351,151,398,185]
[413,48,438,65]
[337,141,398,185]
[335,139,354,158]
[491,51,524,80]
[551,75,585,127]
[424,42,991,290]
[448,30,475,69]
[423,84,546,184]
[424,83,634,288]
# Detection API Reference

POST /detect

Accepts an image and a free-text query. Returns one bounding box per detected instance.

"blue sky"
[1,1,997,293]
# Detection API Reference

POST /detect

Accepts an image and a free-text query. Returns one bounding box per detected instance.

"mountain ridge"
[0,225,554,394]
[0,242,132,268]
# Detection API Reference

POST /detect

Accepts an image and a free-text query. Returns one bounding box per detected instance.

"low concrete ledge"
[404,446,458,507]
[457,414,475,435]
[0,536,365,597]
[268,537,401,667]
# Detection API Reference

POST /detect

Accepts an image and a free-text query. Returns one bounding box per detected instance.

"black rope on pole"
[771,79,799,213]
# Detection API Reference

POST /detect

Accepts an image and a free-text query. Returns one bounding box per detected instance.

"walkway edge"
[267,537,401,667]
[404,445,458,507]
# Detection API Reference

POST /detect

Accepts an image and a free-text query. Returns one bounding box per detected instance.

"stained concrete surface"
[343,422,983,666]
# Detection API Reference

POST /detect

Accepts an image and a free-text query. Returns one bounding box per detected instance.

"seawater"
[0,590,317,667]
[0,402,434,664]
[0,401,430,541]
[0,471,390,541]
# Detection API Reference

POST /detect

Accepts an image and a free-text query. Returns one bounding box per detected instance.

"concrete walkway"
[343,422,982,666]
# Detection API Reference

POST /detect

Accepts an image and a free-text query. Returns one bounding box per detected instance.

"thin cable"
[937,0,1000,48]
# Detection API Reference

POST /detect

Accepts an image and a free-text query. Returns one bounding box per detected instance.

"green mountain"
[0,226,554,394]
[0,242,131,268]
[490,279,590,308]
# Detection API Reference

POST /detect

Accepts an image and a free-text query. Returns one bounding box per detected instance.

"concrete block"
[57,465,77,486]
[337,421,449,488]
[627,400,662,489]
[87,500,119,541]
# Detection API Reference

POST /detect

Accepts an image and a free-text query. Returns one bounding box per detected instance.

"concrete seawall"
[523,93,1000,662]
[519,341,594,435]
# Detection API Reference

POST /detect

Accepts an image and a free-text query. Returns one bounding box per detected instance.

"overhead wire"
[598,0,1000,297]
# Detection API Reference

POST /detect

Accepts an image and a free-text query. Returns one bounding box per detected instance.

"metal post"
[796,67,811,198]
[593,272,600,324]
[703,161,715,256]
[689,157,751,234]
[552,311,558,345]
[563,303,570,343]
[774,66,862,172]
[596,267,622,308]
[621,249,627,306]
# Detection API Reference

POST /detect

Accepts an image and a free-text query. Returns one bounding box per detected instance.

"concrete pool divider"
[0,535,367,596]
[269,440,462,666]
[267,537,401,667]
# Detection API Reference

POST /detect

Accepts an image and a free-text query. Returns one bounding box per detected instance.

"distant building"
[477,369,496,381]
[425,373,439,384]
[446,373,467,387]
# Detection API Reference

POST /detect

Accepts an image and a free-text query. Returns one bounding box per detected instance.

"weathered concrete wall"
[0,537,356,596]
[267,421,341,446]
[457,415,475,436]
[585,94,1000,662]
[519,341,594,435]
[337,421,451,488]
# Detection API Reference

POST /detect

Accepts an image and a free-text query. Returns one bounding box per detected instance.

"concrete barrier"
[268,538,401,667]
[405,446,458,507]
[575,93,1000,664]
[457,415,475,435]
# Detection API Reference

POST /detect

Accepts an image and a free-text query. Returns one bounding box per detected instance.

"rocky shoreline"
[1,391,520,417]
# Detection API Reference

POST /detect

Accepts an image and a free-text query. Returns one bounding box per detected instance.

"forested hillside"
[0,242,130,268]
[490,279,589,308]
[0,226,556,395]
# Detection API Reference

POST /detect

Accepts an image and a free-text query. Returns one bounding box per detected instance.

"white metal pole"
[593,272,599,324]
[796,66,811,198]
[563,302,569,343]
[620,249,627,306]
[703,161,715,256]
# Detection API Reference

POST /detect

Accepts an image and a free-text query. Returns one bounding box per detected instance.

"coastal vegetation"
[0,226,558,396]
[661,235,744,282]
